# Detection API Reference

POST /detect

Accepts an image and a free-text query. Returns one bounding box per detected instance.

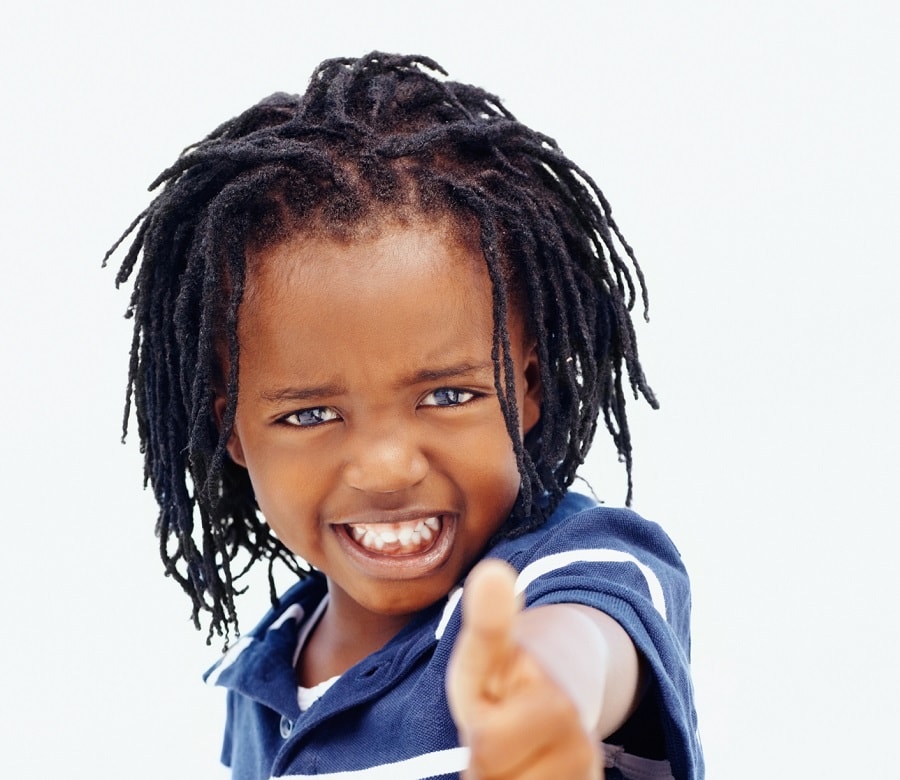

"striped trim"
[514,549,667,619]
[434,587,463,640]
[271,603,305,631]
[275,746,470,779]
[205,635,253,687]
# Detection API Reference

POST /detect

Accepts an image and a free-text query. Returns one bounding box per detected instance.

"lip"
[331,508,453,527]
[331,510,457,580]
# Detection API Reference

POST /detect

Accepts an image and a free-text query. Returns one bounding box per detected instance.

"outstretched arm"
[447,559,644,780]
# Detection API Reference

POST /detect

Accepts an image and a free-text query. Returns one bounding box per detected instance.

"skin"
[218,217,642,778]
[447,561,644,780]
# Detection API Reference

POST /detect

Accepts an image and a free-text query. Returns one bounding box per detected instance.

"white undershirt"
[292,593,340,711]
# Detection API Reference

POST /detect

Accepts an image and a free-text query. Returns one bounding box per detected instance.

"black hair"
[105,52,657,643]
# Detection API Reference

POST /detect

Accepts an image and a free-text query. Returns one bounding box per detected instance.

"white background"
[1,2,897,777]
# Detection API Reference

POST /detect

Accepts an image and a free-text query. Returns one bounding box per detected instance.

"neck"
[295,581,415,687]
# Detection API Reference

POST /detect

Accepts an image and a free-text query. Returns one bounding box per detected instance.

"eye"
[420,388,478,408]
[281,407,340,427]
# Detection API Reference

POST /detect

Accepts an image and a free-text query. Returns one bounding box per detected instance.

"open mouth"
[345,516,443,556]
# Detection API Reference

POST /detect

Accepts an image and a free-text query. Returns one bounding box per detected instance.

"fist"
[446,560,603,780]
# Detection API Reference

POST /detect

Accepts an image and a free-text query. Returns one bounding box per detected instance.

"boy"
[108,52,702,779]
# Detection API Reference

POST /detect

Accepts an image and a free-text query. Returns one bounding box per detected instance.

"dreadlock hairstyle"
[105,52,657,643]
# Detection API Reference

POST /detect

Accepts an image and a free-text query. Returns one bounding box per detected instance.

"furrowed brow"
[259,383,346,403]
[404,362,494,384]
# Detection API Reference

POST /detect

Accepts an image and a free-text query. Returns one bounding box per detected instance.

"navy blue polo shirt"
[205,493,703,779]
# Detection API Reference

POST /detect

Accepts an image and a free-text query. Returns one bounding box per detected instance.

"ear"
[520,343,542,435]
[213,395,247,467]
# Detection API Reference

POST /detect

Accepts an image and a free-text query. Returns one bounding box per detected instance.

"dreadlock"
[105,52,657,643]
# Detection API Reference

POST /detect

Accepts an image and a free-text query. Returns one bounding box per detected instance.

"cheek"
[444,426,522,510]
[248,471,326,562]
[241,445,326,524]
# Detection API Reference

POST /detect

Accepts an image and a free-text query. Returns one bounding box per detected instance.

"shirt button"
[280,715,293,739]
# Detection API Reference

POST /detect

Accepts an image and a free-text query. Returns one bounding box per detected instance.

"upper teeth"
[348,517,441,552]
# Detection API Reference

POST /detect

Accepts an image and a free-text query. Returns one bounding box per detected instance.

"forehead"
[238,219,510,368]
[245,218,485,305]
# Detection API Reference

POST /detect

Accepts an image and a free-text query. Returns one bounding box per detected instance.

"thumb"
[447,559,521,720]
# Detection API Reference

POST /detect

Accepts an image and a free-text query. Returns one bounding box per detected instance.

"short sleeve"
[488,505,703,779]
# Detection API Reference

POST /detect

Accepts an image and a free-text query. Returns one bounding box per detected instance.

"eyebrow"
[259,383,346,403]
[402,362,494,385]
[258,362,495,404]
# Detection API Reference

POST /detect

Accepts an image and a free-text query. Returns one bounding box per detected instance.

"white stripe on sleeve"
[514,549,668,619]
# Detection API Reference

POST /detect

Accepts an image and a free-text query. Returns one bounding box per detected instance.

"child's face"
[221,218,541,626]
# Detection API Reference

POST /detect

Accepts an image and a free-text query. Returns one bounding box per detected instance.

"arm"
[447,559,645,780]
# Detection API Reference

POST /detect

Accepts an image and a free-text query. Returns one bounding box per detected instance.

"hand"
[446,560,603,780]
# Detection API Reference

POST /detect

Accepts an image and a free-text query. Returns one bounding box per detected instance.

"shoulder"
[481,492,703,779]
[203,571,327,689]
[489,493,689,616]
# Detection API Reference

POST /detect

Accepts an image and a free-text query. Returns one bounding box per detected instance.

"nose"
[343,421,429,494]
